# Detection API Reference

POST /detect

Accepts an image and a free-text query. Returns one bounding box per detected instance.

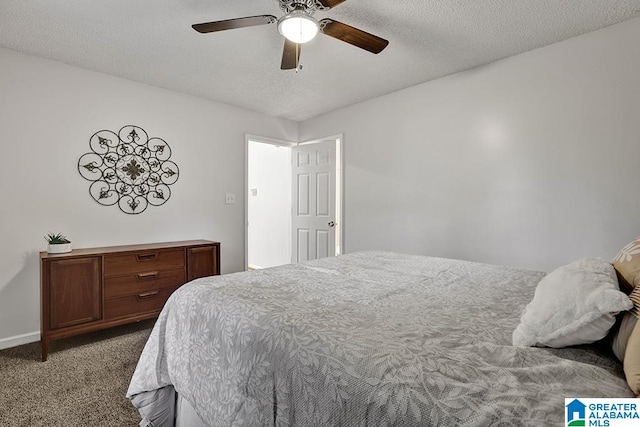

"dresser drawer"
[104,286,179,320]
[104,268,185,299]
[104,249,185,276]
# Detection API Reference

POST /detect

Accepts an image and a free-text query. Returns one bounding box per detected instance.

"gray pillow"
[513,258,632,348]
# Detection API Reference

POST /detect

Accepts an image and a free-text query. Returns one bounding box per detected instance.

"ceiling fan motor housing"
[278,0,329,14]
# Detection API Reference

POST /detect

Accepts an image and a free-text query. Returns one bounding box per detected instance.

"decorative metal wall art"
[78,125,179,214]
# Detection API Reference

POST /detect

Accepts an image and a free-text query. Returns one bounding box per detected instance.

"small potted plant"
[45,232,72,254]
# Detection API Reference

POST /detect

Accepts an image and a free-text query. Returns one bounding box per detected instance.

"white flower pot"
[48,243,72,254]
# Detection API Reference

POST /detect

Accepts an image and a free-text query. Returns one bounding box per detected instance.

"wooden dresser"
[39,240,220,361]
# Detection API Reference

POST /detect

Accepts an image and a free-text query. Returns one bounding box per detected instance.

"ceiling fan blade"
[319,19,389,54]
[315,0,348,9]
[192,15,277,34]
[281,39,301,70]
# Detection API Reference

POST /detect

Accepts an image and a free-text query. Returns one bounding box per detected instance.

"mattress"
[127,251,633,426]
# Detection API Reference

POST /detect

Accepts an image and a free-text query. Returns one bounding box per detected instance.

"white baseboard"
[0,331,40,350]
[248,264,264,270]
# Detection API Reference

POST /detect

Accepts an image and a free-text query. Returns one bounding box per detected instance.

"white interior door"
[292,140,336,262]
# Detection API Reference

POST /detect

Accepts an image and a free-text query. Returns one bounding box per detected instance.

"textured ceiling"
[1,1,640,121]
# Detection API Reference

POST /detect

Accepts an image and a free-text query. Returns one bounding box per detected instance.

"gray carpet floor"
[0,319,156,426]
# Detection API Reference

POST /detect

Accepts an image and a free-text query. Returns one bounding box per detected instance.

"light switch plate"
[225,193,235,204]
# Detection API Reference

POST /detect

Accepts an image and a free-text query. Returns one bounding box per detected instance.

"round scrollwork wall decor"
[78,125,179,214]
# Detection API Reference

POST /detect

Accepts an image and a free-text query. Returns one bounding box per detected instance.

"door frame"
[244,133,345,270]
[244,134,296,271]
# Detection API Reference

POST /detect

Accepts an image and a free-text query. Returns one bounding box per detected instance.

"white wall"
[300,16,640,272]
[247,141,292,268]
[4,16,640,348]
[0,47,298,347]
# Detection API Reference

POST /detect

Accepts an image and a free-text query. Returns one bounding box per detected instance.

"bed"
[127,251,635,426]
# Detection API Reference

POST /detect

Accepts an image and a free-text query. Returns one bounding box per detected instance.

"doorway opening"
[245,134,343,270]
[246,137,293,270]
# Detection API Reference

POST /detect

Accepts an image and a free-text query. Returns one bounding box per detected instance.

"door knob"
[328,221,335,228]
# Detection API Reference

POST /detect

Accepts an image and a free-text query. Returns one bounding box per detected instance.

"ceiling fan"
[192,0,389,71]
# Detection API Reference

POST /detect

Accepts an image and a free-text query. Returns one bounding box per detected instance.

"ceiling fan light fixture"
[278,11,319,44]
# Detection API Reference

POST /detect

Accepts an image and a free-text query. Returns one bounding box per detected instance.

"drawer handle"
[137,271,159,281]
[136,291,159,301]
[136,253,158,262]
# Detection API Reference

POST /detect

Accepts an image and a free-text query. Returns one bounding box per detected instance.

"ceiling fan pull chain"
[295,43,302,73]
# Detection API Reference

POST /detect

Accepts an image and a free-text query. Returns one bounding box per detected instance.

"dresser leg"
[41,337,49,362]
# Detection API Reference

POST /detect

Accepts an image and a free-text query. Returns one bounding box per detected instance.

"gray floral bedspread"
[127,251,633,426]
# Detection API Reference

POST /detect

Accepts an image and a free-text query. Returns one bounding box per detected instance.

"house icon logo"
[566,399,586,426]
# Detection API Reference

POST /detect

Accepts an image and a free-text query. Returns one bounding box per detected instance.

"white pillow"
[513,258,632,348]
